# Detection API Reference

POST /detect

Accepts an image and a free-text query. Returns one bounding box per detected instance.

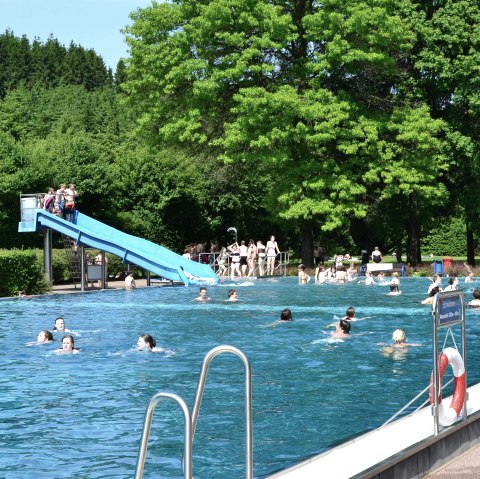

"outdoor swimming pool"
[1,277,480,479]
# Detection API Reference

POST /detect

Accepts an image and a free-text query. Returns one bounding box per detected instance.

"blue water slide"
[18,209,219,286]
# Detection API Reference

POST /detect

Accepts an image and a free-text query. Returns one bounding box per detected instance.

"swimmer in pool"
[387,283,402,295]
[297,264,310,284]
[26,330,54,346]
[227,289,238,302]
[469,289,480,307]
[279,308,293,321]
[380,329,422,355]
[342,307,356,322]
[52,317,71,333]
[358,271,376,285]
[37,330,53,343]
[422,285,440,304]
[137,334,156,351]
[55,334,79,354]
[194,286,211,302]
[331,319,351,338]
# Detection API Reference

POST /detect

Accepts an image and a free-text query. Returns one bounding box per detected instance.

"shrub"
[0,249,50,297]
[421,217,467,256]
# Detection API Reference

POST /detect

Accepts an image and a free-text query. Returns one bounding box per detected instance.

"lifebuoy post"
[431,291,466,434]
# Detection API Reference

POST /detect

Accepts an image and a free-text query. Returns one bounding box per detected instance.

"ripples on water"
[1,277,479,478]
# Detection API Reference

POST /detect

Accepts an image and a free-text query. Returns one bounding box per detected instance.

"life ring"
[429,347,466,426]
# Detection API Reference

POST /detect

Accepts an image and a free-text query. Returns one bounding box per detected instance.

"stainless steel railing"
[134,345,253,479]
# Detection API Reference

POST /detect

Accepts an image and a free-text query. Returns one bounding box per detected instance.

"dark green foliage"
[0,30,112,98]
[0,249,49,297]
[421,216,468,257]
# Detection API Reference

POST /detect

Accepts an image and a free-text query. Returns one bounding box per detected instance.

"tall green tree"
[407,0,480,264]
[124,0,446,265]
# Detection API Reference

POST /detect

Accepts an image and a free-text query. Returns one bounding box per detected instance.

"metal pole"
[81,246,85,292]
[432,298,439,435]
[43,229,53,283]
[191,345,253,479]
[461,293,467,421]
[146,271,151,287]
[101,251,106,289]
[135,392,192,479]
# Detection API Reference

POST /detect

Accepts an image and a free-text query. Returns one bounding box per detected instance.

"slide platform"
[18,209,219,286]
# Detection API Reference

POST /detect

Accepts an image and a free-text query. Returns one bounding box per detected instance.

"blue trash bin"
[433,259,444,276]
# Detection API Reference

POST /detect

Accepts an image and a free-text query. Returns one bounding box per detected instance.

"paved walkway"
[424,443,480,478]
[52,278,149,294]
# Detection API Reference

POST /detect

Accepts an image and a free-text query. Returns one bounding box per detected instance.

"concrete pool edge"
[266,383,480,479]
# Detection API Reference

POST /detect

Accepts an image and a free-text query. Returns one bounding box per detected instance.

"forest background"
[1,0,480,268]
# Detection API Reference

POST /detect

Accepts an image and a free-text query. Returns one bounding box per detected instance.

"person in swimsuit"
[239,240,248,276]
[469,289,480,307]
[279,308,293,321]
[331,319,351,338]
[228,242,242,278]
[371,247,382,263]
[53,317,71,333]
[266,235,280,275]
[216,247,228,276]
[246,240,257,277]
[227,289,238,301]
[194,287,211,302]
[297,264,310,284]
[137,334,157,351]
[56,335,80,354]
[257,240,266,276]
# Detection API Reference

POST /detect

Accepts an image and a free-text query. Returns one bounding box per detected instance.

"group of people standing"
[193,235,281,278]
[221,236,280,278]
[41,183,78,222]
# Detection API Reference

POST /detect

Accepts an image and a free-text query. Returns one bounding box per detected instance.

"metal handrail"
[191,345,253,479]
[135,392,192,479]
[382,377,455,427]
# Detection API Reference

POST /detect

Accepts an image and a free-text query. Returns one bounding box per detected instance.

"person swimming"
[422,285,440,304]
[331,319,351,338]
[194,286,211,302]
[55,334,79,354]
[52,317,71,333]
[380,329,422,355]
[37,330,53,343]
[227,289,238,301]
[279,308,293,321]
[469,289,480,307]
[137,334,157,351]
[387,283,402,295]
[342,307,356,322]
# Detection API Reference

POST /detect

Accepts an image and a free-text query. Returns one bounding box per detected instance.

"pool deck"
[51,278,154,293]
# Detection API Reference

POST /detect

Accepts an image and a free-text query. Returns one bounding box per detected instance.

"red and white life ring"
[429,347,466,426]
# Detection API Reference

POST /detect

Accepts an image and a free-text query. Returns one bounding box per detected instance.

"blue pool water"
[1,277,479,479]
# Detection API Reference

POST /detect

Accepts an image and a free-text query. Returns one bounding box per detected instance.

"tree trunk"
[467,224,476,266]
[301,220,314,268]
[395,237,403,263]
[406,194,421,266]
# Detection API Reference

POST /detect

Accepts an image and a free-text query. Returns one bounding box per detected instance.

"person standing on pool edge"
[266,235,280,275]
[371,247,382,263]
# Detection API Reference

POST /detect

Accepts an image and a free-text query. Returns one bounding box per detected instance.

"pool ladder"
[134,345,253,479]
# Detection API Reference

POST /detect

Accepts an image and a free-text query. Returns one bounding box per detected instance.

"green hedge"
[0,249,50,297]
[422,217,468,256]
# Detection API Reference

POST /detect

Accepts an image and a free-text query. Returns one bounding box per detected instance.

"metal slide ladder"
[135,345,253,479]
[61,234,83,288]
